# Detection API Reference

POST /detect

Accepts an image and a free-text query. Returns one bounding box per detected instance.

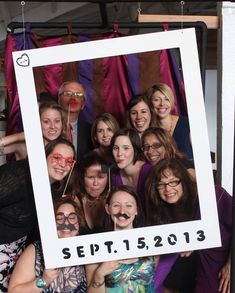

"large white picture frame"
[13,28,221,268]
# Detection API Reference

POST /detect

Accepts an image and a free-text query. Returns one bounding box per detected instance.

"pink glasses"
[50,152,76,168]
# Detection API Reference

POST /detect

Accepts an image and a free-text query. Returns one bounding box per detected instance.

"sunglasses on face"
[142,143,163,152]
[50,153,76,168]
[61,91,86,99]
[157,179,181,190]
[55,212,78,225]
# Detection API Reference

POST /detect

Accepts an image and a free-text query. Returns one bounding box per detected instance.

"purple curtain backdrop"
[4,23,186,135]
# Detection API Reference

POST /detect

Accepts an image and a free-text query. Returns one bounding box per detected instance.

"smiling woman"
[0,102,67,160]
[8,196,87,293]
[147,83,193,160]
[141,127,196,180]
[86,185,157,293]
[0,138,77,292]
[127,95,156,138]
[145,158,199,225]
[145,158,232,293]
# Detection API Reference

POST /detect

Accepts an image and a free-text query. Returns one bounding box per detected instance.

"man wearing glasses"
[58,80,93,161]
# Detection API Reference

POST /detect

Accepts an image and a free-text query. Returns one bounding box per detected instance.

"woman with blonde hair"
[147,83,193,160]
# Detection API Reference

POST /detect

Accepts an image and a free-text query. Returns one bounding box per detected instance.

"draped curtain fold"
[4,24,187,135]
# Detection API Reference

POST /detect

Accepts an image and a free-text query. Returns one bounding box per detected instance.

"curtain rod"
[6,0,199,2]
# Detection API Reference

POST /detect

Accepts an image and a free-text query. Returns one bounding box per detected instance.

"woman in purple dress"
[145,158,231,293]
[110,128,152,209]
[193,185,232,293]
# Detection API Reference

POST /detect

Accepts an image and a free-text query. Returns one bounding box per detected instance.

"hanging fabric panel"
[4,23,187,135]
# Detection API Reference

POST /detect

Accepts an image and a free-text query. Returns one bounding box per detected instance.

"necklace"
[86,198,100,208]
[161,115,173,134]
[169,116,173,134]
[85,194,105,208]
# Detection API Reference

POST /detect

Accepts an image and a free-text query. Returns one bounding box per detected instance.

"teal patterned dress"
[105,257,155,293]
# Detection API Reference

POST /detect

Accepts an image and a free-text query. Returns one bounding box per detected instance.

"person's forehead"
[85,164,103,173]
[111,191,136,202]
[64,82,85,92]
[153,90,165,98]
[41,108,61,117]
[115,135,131,144]
[161,168,176,179]
[144,134,160,143]
[57,203,75,213]
[131,100,149,111]
[53,144,74,156]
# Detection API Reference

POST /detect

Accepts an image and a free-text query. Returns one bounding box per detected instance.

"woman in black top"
[0,138,77,292]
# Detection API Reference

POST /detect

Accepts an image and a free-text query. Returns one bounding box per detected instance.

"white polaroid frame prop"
[13,28,221,268]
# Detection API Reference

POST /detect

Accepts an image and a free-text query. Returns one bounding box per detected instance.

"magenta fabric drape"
[4,25,186,137]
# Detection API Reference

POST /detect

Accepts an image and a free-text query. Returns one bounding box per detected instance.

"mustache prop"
[57,223,77,231]
[69,99,79,108]
[114,213,130,219]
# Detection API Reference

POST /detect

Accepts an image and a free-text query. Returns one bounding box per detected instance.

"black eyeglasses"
[142,143,163,152]
[157,179,181,190]
[55,212,78,225]
[61,91,86,98]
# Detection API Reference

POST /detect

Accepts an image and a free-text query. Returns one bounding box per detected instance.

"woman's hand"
[42,268,59,286]
[118,257,139,265]
[96,260,120,277]
[180,251,193,257]
[218,255,231,293]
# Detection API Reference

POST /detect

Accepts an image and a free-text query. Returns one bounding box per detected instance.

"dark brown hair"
[105,185,144,230]
[127,94,157,128]
[78,152,109,197]
[145,158,198,226]
[45,138,75,159]
[110,128,145,164]
[46,138,79,196]
[54,195,83,226]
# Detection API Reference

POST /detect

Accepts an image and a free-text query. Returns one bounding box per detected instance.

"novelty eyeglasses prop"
[50,152,76,168]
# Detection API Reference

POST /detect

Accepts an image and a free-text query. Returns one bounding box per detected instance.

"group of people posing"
[0,80,232,293]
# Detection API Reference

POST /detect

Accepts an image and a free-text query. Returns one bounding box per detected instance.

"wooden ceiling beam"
[138,14,220,29]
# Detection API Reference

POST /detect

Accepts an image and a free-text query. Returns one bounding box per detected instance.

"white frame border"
[13,28,221,268]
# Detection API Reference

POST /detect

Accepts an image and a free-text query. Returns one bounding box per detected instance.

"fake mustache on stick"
[69,99,79,108]
[114,213,130,219]
[57,223,77,231]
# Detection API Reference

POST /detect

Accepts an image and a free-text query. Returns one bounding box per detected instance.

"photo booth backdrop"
[4,23,187,137]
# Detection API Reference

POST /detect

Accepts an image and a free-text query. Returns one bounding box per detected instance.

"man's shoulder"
[77,117,91,128]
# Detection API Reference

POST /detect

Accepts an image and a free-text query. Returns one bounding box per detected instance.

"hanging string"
[108,167,111,195]
[21,1,26,50]
[114,216,117,231]
[114,2,124,24]
[180,1,185,32]
[137,2,141,16]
